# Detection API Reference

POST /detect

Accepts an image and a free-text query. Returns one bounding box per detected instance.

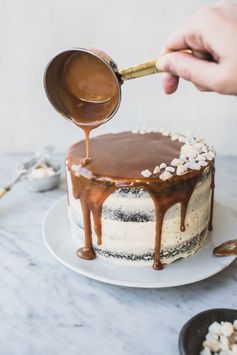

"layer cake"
[66,129,215,270]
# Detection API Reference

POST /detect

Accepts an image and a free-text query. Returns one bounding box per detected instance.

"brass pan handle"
[119,50,192,81]
[119,58,160,81]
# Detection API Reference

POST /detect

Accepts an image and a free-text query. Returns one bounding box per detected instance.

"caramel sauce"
[67,132,215,270]
[62,52,119,161]
[62,51,119,128]
[63,52,118,103]
[208,163,215,231]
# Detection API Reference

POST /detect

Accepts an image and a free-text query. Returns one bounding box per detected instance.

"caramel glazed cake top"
[66,128,216,270]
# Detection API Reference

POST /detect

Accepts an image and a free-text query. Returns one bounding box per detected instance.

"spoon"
[213,239,237,256]
[0,145,55,198]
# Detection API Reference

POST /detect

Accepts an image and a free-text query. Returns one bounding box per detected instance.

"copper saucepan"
[44,48,166,126]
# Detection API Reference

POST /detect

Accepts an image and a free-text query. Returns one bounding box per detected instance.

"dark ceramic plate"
[179,308,237,355]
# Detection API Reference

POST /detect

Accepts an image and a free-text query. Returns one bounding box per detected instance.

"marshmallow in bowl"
[200,320,237,354]
[30,163,56,179]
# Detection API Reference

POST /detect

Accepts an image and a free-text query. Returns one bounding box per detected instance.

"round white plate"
[42,196,236,288]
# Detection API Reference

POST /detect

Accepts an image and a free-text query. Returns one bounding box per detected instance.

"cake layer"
[68,213,208,265]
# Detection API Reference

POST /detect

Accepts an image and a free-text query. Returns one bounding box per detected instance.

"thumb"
[157,52,222,92]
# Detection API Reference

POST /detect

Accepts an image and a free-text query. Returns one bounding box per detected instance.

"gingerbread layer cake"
[66,129,215,270]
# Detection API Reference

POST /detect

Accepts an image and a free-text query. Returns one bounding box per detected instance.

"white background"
[0,0,236,154]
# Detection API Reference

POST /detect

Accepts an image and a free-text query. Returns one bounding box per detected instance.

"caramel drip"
[149,199,164,270]
[208,163,215,231]
[70,173,117,260]
[180,203,187,232]
[180,186,198,232]
[146,177,199,270]
[91,205,103,245]
[77,201,96,260]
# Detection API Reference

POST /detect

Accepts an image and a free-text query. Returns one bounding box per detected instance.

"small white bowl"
[25,161,62,192]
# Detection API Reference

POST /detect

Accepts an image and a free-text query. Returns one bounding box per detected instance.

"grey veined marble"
[0,154,237,355]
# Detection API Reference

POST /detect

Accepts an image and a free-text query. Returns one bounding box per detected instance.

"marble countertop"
[0,154,237,355]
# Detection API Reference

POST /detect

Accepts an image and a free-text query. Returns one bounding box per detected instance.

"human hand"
[158,1,237,95]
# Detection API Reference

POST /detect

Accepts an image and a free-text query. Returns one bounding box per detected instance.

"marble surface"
[0,154,237,355]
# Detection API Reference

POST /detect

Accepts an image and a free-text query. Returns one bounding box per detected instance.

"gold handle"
[0,187,8,198]
[119,50,192,82]
[119,58,161,81]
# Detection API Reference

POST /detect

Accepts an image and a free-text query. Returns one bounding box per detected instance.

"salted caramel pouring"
[63,51,120,161]
[44,48,215,270]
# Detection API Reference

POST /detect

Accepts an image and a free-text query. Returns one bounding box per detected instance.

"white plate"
[42,196,236,288]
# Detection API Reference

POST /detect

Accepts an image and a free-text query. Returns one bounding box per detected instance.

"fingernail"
[161,72,170,79]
